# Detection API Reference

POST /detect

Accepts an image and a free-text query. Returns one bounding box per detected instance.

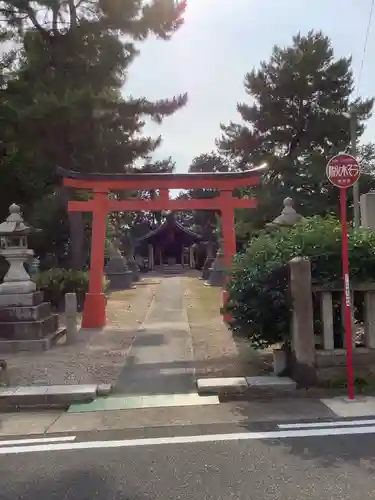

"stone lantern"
[266,197,305,230]
[265,197,305,376]
[0,204,65,351]
[207,238,226,287]
[105,234,133,290]
[0,204,39,295]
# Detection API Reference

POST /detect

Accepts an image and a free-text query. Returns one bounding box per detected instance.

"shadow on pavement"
[231,399,375,470]
[1,469,147,500]
[265,433,375,470]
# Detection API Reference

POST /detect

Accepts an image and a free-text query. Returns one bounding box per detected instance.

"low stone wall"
[316,349,375,380]
[289,258,375,384]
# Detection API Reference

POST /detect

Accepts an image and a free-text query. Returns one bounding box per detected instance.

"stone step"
[0,384,111,410]
[0,313,59,341]
[0,326,66,352]
[0,302,51,322]
[197,376,296,397]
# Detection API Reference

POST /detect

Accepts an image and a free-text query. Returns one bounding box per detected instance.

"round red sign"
[326,153,361,188]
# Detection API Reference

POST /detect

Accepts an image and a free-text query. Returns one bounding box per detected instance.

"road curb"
[0,383,112,410]
[197,376,298,398]
[196,376,374,400]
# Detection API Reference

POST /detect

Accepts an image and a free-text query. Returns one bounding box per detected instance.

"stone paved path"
[114,277,195,395]
[3,274,252,390]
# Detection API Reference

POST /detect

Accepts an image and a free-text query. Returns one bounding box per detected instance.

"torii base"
[82,293,106,329]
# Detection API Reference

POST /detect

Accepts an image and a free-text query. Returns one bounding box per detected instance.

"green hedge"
[33,268,108,310]
[226,216,375,349]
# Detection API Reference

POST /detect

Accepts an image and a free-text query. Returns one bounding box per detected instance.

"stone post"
[189,246,195,268]
[65,292,78,344]
[320,292,334,350]
[289,257,317,385]
[360,192,375,230]
[148,244,154,270]
[364,292,375,349]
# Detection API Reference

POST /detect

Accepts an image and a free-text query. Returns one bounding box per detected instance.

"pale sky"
[125,0,375,173]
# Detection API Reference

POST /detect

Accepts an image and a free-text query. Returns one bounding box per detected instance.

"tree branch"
[68,0,77,30]
[25,5,47,36]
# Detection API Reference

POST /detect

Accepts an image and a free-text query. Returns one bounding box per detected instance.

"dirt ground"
[184,276,272,377]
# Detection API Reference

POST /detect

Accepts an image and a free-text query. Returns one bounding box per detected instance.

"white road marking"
[1,426,375,455]
[0,436,76,447]
[278,419,375,429]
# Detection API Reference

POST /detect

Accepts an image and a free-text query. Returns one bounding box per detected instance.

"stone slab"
[0,291,43,307]
[0,326,66,353]
[106,272,133,290]
[0,384,98,409]
[321,396,375,417]
[0,302,51,322]
[197,377,248,395]
[68,393,219,413]
[0,313,59,340]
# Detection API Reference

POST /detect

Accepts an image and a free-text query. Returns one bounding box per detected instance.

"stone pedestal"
[0,292,66,352]
[208,248,225,286]
[126,255,140,282]
[201,257,215,281]
[105,255,132,290]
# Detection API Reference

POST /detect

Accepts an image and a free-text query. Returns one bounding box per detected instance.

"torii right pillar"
[220,190,237,320]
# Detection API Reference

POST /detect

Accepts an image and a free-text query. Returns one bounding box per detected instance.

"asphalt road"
[1,426,375,500]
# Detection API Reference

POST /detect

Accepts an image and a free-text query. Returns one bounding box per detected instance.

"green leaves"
[227,217,375,349]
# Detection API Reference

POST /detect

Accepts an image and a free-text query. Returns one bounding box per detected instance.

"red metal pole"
[340,187,355,400]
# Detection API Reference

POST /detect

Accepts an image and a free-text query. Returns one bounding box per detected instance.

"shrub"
[226,216,375,350]
[33,268,109,309]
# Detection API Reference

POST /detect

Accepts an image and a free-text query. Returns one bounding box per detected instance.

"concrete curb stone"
[197,376,298,398]
[0,383,113,410]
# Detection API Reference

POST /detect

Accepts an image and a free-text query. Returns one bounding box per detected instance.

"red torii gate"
[59,166,265,329]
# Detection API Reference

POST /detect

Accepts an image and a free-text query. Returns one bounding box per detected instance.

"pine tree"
[218,31,374,232]
[0,0,188,266]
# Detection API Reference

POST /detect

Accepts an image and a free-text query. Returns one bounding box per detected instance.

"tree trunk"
[59,186,85,270]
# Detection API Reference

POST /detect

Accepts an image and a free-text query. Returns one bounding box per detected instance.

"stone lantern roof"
[0,204,36,236]
[266,198,306,230]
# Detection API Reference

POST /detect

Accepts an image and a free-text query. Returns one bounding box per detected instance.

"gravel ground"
[2,278,159,386]
[2,274,268,387]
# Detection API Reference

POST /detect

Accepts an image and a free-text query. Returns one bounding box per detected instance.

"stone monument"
[0,204,66,351]
[105,236,133,290]
[120,229,140,282]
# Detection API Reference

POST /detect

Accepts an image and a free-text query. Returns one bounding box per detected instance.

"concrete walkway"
[114,277,195,395]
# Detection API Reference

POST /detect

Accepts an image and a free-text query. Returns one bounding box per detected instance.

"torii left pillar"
[82,189,108,328]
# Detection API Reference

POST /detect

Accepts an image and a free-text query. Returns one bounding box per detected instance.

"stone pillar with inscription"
[360,192,375,230]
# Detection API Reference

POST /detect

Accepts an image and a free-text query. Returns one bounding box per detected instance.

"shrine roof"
[137,213,202,245]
